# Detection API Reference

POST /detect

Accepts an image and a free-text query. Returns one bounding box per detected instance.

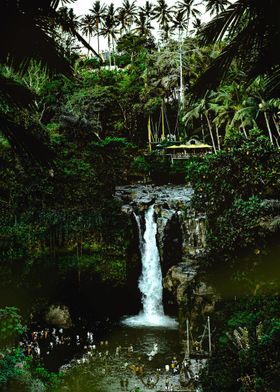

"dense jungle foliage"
[1,0,280,390]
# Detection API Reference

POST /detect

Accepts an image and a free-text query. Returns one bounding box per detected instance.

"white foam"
[122,312,178,329]
[124,206,178,329]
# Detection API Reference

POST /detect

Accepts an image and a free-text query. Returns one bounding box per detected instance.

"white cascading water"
[123,205,177,328]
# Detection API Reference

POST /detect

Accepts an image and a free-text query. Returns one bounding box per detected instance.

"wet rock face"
[115,184,193,210]
[182,211,207,257]
[164,262,218,329]
[115,184,206,260]
[164,262,198,304]
[115,184,210,308]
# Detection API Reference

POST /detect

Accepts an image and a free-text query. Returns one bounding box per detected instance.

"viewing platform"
[164,140,212,163]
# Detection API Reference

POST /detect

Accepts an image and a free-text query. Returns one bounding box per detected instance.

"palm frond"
[0,13,72,76]
[198,1,247,44]
[193,15,265,96]
[0,116,54,166]
[0,75,35,109]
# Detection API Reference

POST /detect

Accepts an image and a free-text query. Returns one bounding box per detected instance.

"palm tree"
[205,0,230,16]
[118,0,138,33]
[153,0,174,39]
[101,4,119,66]
[250,77,280,145]
[117,8,129,36]
[194,0,280,97]
[80,14,95,56]
[133,12,154,37]
[56,7,101,58]
[139,1,155,23]
[183,93,217,152]
[90,0,107,55]
[176,0,201,35]
[172,11,189,106]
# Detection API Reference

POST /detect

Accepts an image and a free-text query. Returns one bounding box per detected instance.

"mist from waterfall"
[123,205,177,328]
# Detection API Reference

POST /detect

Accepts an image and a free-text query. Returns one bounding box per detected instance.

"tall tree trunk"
[161,100,165,141]
[264,111,274,145]
[205,112,217,153]
[88,33,91,57]
[112,38,116,67]
[200,114,206,142]
[274,135,280,148]
[97,24,100,54]
[215,124,221,150]
[272,113,280,137]
[108,37,111,67]
[178,28,184,108]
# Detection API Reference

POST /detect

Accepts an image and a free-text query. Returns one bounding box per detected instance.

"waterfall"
[123,205,177,328]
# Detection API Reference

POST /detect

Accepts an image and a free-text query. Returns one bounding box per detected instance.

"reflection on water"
[55,323,184,392]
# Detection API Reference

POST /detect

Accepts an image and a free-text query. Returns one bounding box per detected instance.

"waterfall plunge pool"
[55,321,184,392]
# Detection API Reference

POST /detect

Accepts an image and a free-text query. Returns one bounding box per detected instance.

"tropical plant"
[194,0,280,97]
[204,0,230,16]
[133,12,154,37]
[118,0,138,34]
[0,0,99,164]
[176,0,201,35]
[183,92,217,151]
[80,14,95,56]
[56,6,100,58]
[101,4,119,66]
[153,0,173,39]
[90,0,107,54]
[139,1,155,23]
[0,307,25,348]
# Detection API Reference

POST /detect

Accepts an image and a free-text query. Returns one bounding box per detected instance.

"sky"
[72,0,156,17]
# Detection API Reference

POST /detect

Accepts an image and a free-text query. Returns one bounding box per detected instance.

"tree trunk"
[272,113,280,137]
[264,111,274,145]
[108,37,111,67]
[88,33,91,57]
[97,23,100,54]
[205,112,217,153]
[178,28,184,108]
[240,125,248,139]
[215,124,221,150]
[201,114,206,142]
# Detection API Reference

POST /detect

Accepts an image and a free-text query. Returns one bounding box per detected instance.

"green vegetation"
[0,307,60,391]
[1,0,280,391]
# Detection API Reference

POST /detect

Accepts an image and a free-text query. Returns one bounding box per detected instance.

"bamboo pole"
[148,114,152,152]
[161,100,165,141]
[186,318,190,358]
[207,316,212,354]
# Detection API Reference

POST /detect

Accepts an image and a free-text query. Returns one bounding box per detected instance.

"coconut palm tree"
[172,11,189,106]
[56,6,101,58]
[176,0,201,35]
[117,8,129,36]
[183,93,217,152]
[205,0,230,16]
[80,14,95,56]
[153,0,174,39]
[133,11,154,37]
[118,0,138,33]
[249,77,280,145]
[139,1,155,23]
[101,4,119,66]
[194,0,280,97]
[172,10,189,35]
[90,0,107,55]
